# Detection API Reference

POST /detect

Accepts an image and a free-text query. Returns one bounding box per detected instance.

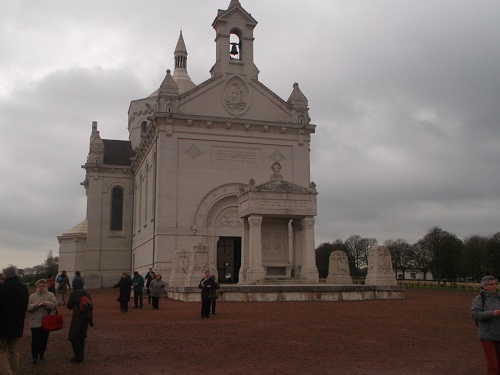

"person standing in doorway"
[225,263,233,284]
[0,265,29,375]
[472,275,500,375]
[131,271,145,309]
[56,270,71,306]
[198,271,214,319]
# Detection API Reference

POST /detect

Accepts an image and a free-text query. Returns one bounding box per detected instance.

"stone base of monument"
[165,284,404,302]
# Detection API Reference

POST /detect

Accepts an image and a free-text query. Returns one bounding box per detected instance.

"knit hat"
[72,278,84,289]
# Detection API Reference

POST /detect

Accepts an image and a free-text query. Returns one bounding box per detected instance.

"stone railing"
[397,280,481,291]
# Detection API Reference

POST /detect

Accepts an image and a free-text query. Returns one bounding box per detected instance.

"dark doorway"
[216,237,241,283]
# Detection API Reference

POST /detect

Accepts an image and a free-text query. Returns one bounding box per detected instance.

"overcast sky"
[1,0,499,269]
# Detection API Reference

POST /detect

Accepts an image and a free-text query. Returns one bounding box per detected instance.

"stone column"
[239,218,250,283]
[300,216,319,282]
[291,219,303,278]
[246,215,265,283]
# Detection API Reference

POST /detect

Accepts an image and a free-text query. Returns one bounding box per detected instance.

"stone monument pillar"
[326,250,353,284]
[365,245,397,286]
[184,243,210,287]
[168,249,190,287]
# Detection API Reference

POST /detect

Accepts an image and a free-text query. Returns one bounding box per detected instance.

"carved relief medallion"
[222,76,251,117]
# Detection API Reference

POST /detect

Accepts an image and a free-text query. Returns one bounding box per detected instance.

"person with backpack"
[471,275,500,375]
[67,277,93,363]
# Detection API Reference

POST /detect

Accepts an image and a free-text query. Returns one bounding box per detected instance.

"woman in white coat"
[27,279,57,364]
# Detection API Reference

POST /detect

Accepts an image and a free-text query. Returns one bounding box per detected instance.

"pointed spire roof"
[287,82,309,109]
[228,0,241,9]
[87,121,104,164]
[172,30,196,94]
[174,30,187,55]
[159,69,179,95]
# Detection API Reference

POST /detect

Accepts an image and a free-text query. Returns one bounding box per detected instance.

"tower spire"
[172,30,196,94]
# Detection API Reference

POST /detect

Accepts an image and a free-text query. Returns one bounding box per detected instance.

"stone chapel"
[58,0,319,289]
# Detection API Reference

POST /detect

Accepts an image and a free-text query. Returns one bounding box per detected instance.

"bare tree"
[385,239,412,279]
[411,243,433,281]
[344,235,378,277]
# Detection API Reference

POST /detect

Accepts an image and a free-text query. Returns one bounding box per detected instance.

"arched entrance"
[217,237,241,283]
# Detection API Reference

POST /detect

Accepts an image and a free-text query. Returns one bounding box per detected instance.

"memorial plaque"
[212,147,259,165]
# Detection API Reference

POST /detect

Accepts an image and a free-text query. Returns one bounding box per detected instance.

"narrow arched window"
[141,121,148,135]
[111,186,124,231]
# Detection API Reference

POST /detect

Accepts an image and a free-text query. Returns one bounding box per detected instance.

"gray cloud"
[1,0,500,267]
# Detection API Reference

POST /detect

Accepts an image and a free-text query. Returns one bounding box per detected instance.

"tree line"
[17,250,59,284]
[315,226,500,282]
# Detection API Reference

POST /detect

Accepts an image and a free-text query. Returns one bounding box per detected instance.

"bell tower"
[210,0,259,80]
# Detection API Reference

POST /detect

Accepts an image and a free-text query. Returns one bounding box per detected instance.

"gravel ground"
[17,287,483,375]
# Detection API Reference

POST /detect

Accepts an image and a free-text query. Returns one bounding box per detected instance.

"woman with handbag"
[27,279,57,364]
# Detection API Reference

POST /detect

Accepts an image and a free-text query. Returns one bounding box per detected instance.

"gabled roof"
[102,139,135,165]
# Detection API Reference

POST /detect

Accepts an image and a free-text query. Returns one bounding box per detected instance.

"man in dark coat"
[0,264,29,375]
[113,272,132,312]
[67,277,92,363]
[198,271,214,319]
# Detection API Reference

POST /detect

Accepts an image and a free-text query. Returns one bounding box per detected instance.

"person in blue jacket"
[131,271,145,309]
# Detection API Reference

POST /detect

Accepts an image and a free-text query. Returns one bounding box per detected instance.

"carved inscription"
[213,147,258,165]
[257,200,311,210]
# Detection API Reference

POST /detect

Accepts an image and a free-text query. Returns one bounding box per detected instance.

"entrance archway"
[216,237,241,283]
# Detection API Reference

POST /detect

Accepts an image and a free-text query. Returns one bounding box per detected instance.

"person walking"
[149,274,165,310]
[198,271,214,319]
[56,270,71,306]
[27,279,57,364]
[131,271,145,309]
[114,272,132,312]
[145,269,155,305]
[0,265,29,375]
[472,275,500,375]
[67,278,93,363]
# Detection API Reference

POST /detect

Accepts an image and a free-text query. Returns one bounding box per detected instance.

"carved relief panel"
[261,219,289,263]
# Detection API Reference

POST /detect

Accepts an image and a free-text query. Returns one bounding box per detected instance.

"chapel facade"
[58,0,319,288]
